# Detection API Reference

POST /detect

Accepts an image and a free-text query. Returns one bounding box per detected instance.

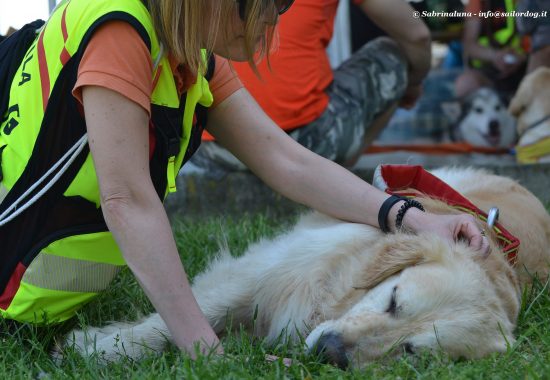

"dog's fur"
[442,87,517,148]
[509,67,550,163]
[62,167,550,367]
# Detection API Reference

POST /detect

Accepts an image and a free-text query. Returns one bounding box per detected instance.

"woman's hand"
[397,206,490,255]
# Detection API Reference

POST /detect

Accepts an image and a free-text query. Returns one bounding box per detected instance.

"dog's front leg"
[60,313,170,361]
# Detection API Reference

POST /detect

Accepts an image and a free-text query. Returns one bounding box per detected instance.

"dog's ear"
[441,101,462,123]
[355,234,440,290]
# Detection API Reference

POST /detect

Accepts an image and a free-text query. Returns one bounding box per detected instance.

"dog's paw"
[54,320,170,363]
[55,326,112,361]
[55,324,142,362]
[51,326,100,363]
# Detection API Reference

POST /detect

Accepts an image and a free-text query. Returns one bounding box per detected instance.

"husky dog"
[442,87,517,148]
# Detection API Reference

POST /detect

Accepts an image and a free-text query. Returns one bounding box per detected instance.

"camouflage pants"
[190,36,408,172]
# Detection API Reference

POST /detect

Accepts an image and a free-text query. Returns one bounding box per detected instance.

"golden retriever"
[509,67,550,163]
[62,167,550,368]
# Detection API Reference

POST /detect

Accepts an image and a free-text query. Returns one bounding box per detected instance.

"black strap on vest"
[149,54,216,198]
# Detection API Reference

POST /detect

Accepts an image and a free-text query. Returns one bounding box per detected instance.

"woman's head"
[145,0,295,75]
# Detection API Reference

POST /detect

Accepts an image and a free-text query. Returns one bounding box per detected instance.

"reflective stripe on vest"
[0,0,212,323]
[0,183,6,204]
[23,255,121,293]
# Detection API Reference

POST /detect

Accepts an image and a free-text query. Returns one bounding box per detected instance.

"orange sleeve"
[209,55,243,108]
[72,21,153,116]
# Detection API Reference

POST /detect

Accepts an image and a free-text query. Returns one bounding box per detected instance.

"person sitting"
[191,0,432,171]
[454,0,527,98]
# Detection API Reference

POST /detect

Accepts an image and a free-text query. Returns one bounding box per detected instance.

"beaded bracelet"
[395,199,425,230]
[378,195,404,233]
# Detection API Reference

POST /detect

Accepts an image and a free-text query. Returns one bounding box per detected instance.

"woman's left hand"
[401,208,490,256]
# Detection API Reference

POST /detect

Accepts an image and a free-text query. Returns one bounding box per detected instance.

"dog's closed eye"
[386,286,398,316]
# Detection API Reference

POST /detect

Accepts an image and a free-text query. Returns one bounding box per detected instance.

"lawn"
[1,212,549,379]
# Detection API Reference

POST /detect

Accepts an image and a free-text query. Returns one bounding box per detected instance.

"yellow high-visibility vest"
[0,0,213,323]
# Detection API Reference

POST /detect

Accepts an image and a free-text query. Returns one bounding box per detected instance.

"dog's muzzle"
[312,332,350,369]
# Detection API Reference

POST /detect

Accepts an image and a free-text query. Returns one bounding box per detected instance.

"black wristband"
[378,195,404,233]
[395,199,425,230]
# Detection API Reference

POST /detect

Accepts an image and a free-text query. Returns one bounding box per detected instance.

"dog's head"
[442,87,516,148]
[509,67,550,156]
[305,230,520,368]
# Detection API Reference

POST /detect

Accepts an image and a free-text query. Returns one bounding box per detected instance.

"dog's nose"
[489,120,500,135]
[313,332,349,369]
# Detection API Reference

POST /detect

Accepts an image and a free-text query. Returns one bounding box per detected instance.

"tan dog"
[509,67,550,163]
[62,167,550,367]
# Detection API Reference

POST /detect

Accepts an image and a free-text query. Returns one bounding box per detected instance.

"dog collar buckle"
[487,207,499,229]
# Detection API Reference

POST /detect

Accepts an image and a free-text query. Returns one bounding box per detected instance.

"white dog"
[442,87,517,148]
[509,67,550,163]
[61,167,550,368]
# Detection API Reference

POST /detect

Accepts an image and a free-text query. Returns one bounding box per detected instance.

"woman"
[0,0,487,357]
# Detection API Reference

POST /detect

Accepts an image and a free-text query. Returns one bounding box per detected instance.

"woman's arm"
[207,89,488,251]
[356,0,431,87]
[82,86,221,357]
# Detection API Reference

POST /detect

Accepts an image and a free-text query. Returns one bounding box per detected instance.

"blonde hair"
[144,0,277,75]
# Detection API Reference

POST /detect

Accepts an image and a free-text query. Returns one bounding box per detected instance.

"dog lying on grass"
[60,167,550,368]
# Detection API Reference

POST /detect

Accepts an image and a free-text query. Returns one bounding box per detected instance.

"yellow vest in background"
[472,0,523,67]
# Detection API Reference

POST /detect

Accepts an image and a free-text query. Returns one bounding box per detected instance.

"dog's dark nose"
[313,332,349,369]
[489,120,500,136]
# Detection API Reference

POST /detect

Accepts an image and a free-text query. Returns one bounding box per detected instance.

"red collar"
[375,165,519,266]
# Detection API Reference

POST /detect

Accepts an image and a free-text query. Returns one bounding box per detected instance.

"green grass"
[1,212,550,379]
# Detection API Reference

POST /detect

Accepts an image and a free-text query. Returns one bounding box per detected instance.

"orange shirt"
[72,20,243,150]
[231,0,340,131]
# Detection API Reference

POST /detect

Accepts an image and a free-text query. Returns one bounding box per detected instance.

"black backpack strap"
[204,53,216,81]
[0,20,45,120]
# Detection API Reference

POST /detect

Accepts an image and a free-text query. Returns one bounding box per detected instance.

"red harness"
[376,165,520,266]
